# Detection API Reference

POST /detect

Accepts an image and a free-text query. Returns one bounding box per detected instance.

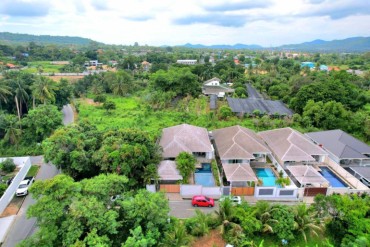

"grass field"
[77,95,261,138]
[23,61,65,73]
[27,165,40,177]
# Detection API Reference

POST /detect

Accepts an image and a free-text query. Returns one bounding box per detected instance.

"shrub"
[211,160,221,186]
[0,158,16,173]
[0,184,7,197]
[94,94,107,103]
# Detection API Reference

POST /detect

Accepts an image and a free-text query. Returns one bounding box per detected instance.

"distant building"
[109,60,118,66]
[176,59,197,65]
[84,60,103,67]
[301,62,315,69]
[141,61,151,72]
[320,65,329,71]
[202,77,234,98]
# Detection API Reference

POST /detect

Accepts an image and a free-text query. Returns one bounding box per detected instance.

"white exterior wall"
[0,157,31,214]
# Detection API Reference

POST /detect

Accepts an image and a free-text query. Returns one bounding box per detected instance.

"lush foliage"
[175,152,196,183]
[19,174,170,247]
[43,122,161,187]
[0,158,16,173]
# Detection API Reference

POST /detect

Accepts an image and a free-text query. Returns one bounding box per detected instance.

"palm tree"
[255,201,278,234]
[31,76,58,107]
[216,198,241,235]
[2,114,22,146]
[160,221,191,247]
[13,77,29,122]
[293,203,323,243]
[0,81,12,104]
[110,71,131,96]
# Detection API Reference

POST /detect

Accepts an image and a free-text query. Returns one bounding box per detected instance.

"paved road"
[246,83,263,99]
[2,159,59,247]
[169,201,219,218]
[62,104,74,125]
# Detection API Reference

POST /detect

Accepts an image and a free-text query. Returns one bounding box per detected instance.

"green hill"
[278,37,370,52]
[0,32,100,46]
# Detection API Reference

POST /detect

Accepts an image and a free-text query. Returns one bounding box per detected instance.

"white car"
[16,177,34,196]
[219,196,242,205]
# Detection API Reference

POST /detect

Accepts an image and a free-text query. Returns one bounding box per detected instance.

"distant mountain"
[0,32,99,46]
[181,43,263,49]
[277,37,370,52]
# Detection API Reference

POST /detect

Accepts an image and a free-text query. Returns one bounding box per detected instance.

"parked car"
[219,196,242,205]
[192,195,214,207]
[16,177,34,196]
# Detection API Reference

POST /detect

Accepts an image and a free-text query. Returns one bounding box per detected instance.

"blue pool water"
[195,164,215,187]
[254,168,277,186]
[319,167,348,188]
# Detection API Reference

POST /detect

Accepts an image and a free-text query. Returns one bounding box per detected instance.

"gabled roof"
[227,97,293,116]
[222,163,258,182]
[203,77,221,86]
[202,85,234,95]
[158,160,182,181]
[213,125,270,160]
[258,128,327,162]
[159,124,213,158]
[287,165,328,185]
[306,129,370,160]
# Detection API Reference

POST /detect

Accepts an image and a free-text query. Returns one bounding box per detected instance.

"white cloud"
[0,0,369,46]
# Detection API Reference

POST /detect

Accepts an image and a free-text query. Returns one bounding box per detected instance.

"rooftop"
[157,160,182,181]
[213,125,270,160]
[259,128,327,162]
[287,165,328,186]
[306,129,370,160]
[222,163,258,182]
[159,124,213,158]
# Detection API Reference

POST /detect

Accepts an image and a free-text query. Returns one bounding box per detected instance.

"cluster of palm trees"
[0,72,58,145]
[162,199,324,247]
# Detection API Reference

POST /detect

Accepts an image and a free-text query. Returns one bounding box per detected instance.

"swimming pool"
[254,168,277,186]
[319,167,348,188]
[194,164,215,187]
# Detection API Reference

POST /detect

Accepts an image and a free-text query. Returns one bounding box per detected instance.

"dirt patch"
[191,229,226,247]
[81,98,102,106]
[0,196,25,217]
[47,75,84,82]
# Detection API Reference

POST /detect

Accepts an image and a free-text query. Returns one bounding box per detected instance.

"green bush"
[94,94,107,103]
[0,158,16,173]
[211,160,221,186]
[0,183,7,197]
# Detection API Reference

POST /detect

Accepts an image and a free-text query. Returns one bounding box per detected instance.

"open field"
[77,95,258,137]
[22,61,65,73]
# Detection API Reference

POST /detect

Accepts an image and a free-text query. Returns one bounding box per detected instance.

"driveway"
[2,159,60,247]
[62,104,74,125]
[169,201,219,218]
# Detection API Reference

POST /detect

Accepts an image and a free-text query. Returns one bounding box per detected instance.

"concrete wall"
[0,157,31,214]
[180,185,222,199]
[254,186,298,199]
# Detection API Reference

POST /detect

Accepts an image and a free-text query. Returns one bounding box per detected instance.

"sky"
[0,0,369,47]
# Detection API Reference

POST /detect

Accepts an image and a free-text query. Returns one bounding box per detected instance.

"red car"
[192,195,214,207]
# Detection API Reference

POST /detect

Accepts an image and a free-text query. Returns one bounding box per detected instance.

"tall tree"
[31,76,58,106]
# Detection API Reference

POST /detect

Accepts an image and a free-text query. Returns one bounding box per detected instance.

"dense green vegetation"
[0,40,369,246]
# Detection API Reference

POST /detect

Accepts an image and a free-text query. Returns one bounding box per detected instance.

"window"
[228,159,242,164]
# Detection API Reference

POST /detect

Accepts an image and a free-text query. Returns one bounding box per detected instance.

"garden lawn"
[77,95,257,137]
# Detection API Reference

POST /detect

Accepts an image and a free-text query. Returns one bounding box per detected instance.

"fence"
[159,184,180,193]
[303,187,327,197]
[180,185,221,199]
[0,157,31,214]
[231,187,255,196]
[254,186,298,199]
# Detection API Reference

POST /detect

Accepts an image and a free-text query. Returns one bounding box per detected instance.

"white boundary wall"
[180,185,222,198]
[0,157,31,214]
[255,186,298,199]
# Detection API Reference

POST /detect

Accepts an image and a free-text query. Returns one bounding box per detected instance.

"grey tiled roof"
[306,129,370,160]
[159,124,213,159]
[158,160,183,181]
[227,97,293,116]
[287,165,328,185]
[222,163,258,182]
[259,128,327,162]
[213,125,270,160]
